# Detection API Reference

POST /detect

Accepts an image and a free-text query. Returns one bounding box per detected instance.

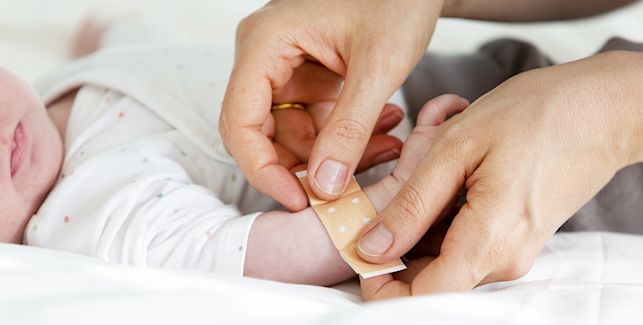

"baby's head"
[0,67,63,244]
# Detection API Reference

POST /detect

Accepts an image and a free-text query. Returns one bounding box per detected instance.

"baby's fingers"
[356,134,403,172]
[417,94,469,127]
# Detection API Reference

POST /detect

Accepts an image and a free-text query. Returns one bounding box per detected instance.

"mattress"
[2,232,643,324]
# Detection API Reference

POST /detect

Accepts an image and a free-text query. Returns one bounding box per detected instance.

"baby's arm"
[244,200,350,285]
[244,94,469,285]
[244,185,398,286]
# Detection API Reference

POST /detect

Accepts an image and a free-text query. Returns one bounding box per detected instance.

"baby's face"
[0,68,63,243]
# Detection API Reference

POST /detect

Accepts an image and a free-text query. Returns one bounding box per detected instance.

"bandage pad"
[296,171,406,278]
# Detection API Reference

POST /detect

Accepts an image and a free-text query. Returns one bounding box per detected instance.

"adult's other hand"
[358,51,643,299]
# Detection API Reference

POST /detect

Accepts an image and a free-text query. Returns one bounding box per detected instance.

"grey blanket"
[402,37,643,233]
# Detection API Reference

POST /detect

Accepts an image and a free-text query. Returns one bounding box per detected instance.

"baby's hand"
[358,94,468,265]
[392,94,469,184]
[364,94,469,212]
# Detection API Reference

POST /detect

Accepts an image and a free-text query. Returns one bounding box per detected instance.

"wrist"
[246,209,354,285]
[548,50,643,168]
[626,52,643,164]
[600,51,643,165]
[363,175,402,213]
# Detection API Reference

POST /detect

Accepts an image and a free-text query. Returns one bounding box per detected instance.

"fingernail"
[358,223,393,257]
[372,148,400,165]
[315,159,348,194]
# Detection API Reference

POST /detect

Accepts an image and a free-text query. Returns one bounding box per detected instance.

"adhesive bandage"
[296,171,406,278]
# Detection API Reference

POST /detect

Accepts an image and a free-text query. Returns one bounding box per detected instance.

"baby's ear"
[417,94,469,127]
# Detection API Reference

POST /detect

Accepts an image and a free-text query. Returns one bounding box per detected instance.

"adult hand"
[220,0,445,211]
[357,51,643,300]
[265,62,406,174]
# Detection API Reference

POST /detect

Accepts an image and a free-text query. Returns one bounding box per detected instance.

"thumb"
[307,54,407,200]
[357,130,482,264]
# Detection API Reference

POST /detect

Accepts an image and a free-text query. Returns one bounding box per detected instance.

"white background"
[1,0,642,80]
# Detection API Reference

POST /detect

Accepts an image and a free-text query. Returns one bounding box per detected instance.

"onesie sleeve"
[127,177,261,276]
[27,80,263,276]
[27,148,260,277]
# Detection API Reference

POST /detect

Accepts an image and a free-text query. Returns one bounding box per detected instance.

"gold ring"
[271,102,306,111]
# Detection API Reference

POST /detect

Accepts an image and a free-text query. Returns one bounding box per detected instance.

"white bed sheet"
[2,1,643,324]
[2,232,643,324]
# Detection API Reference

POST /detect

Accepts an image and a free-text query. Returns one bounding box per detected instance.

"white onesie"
[24,40,409,277]
[25,41,282,276]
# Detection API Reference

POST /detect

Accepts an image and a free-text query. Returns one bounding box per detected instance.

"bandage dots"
[352,198,360,204]
[327,207,336,213]
[338,226,346,233]
[363,216,371,224]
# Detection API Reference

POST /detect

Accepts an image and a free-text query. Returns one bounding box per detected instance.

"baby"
[0,21,467,285]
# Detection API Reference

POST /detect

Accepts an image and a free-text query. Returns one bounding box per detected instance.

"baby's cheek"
[0,193,31,244]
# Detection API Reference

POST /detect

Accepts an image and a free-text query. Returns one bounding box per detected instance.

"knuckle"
[330,118,368,142]
[479,227,533,281]
[237,9,277,41]
[456,206,500,280]
[503,256,533,280]
[467,261,489,287]
[441,126,476,154]
[236,14,261,38]
[219,115,230,140]
[394,184,426,222]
